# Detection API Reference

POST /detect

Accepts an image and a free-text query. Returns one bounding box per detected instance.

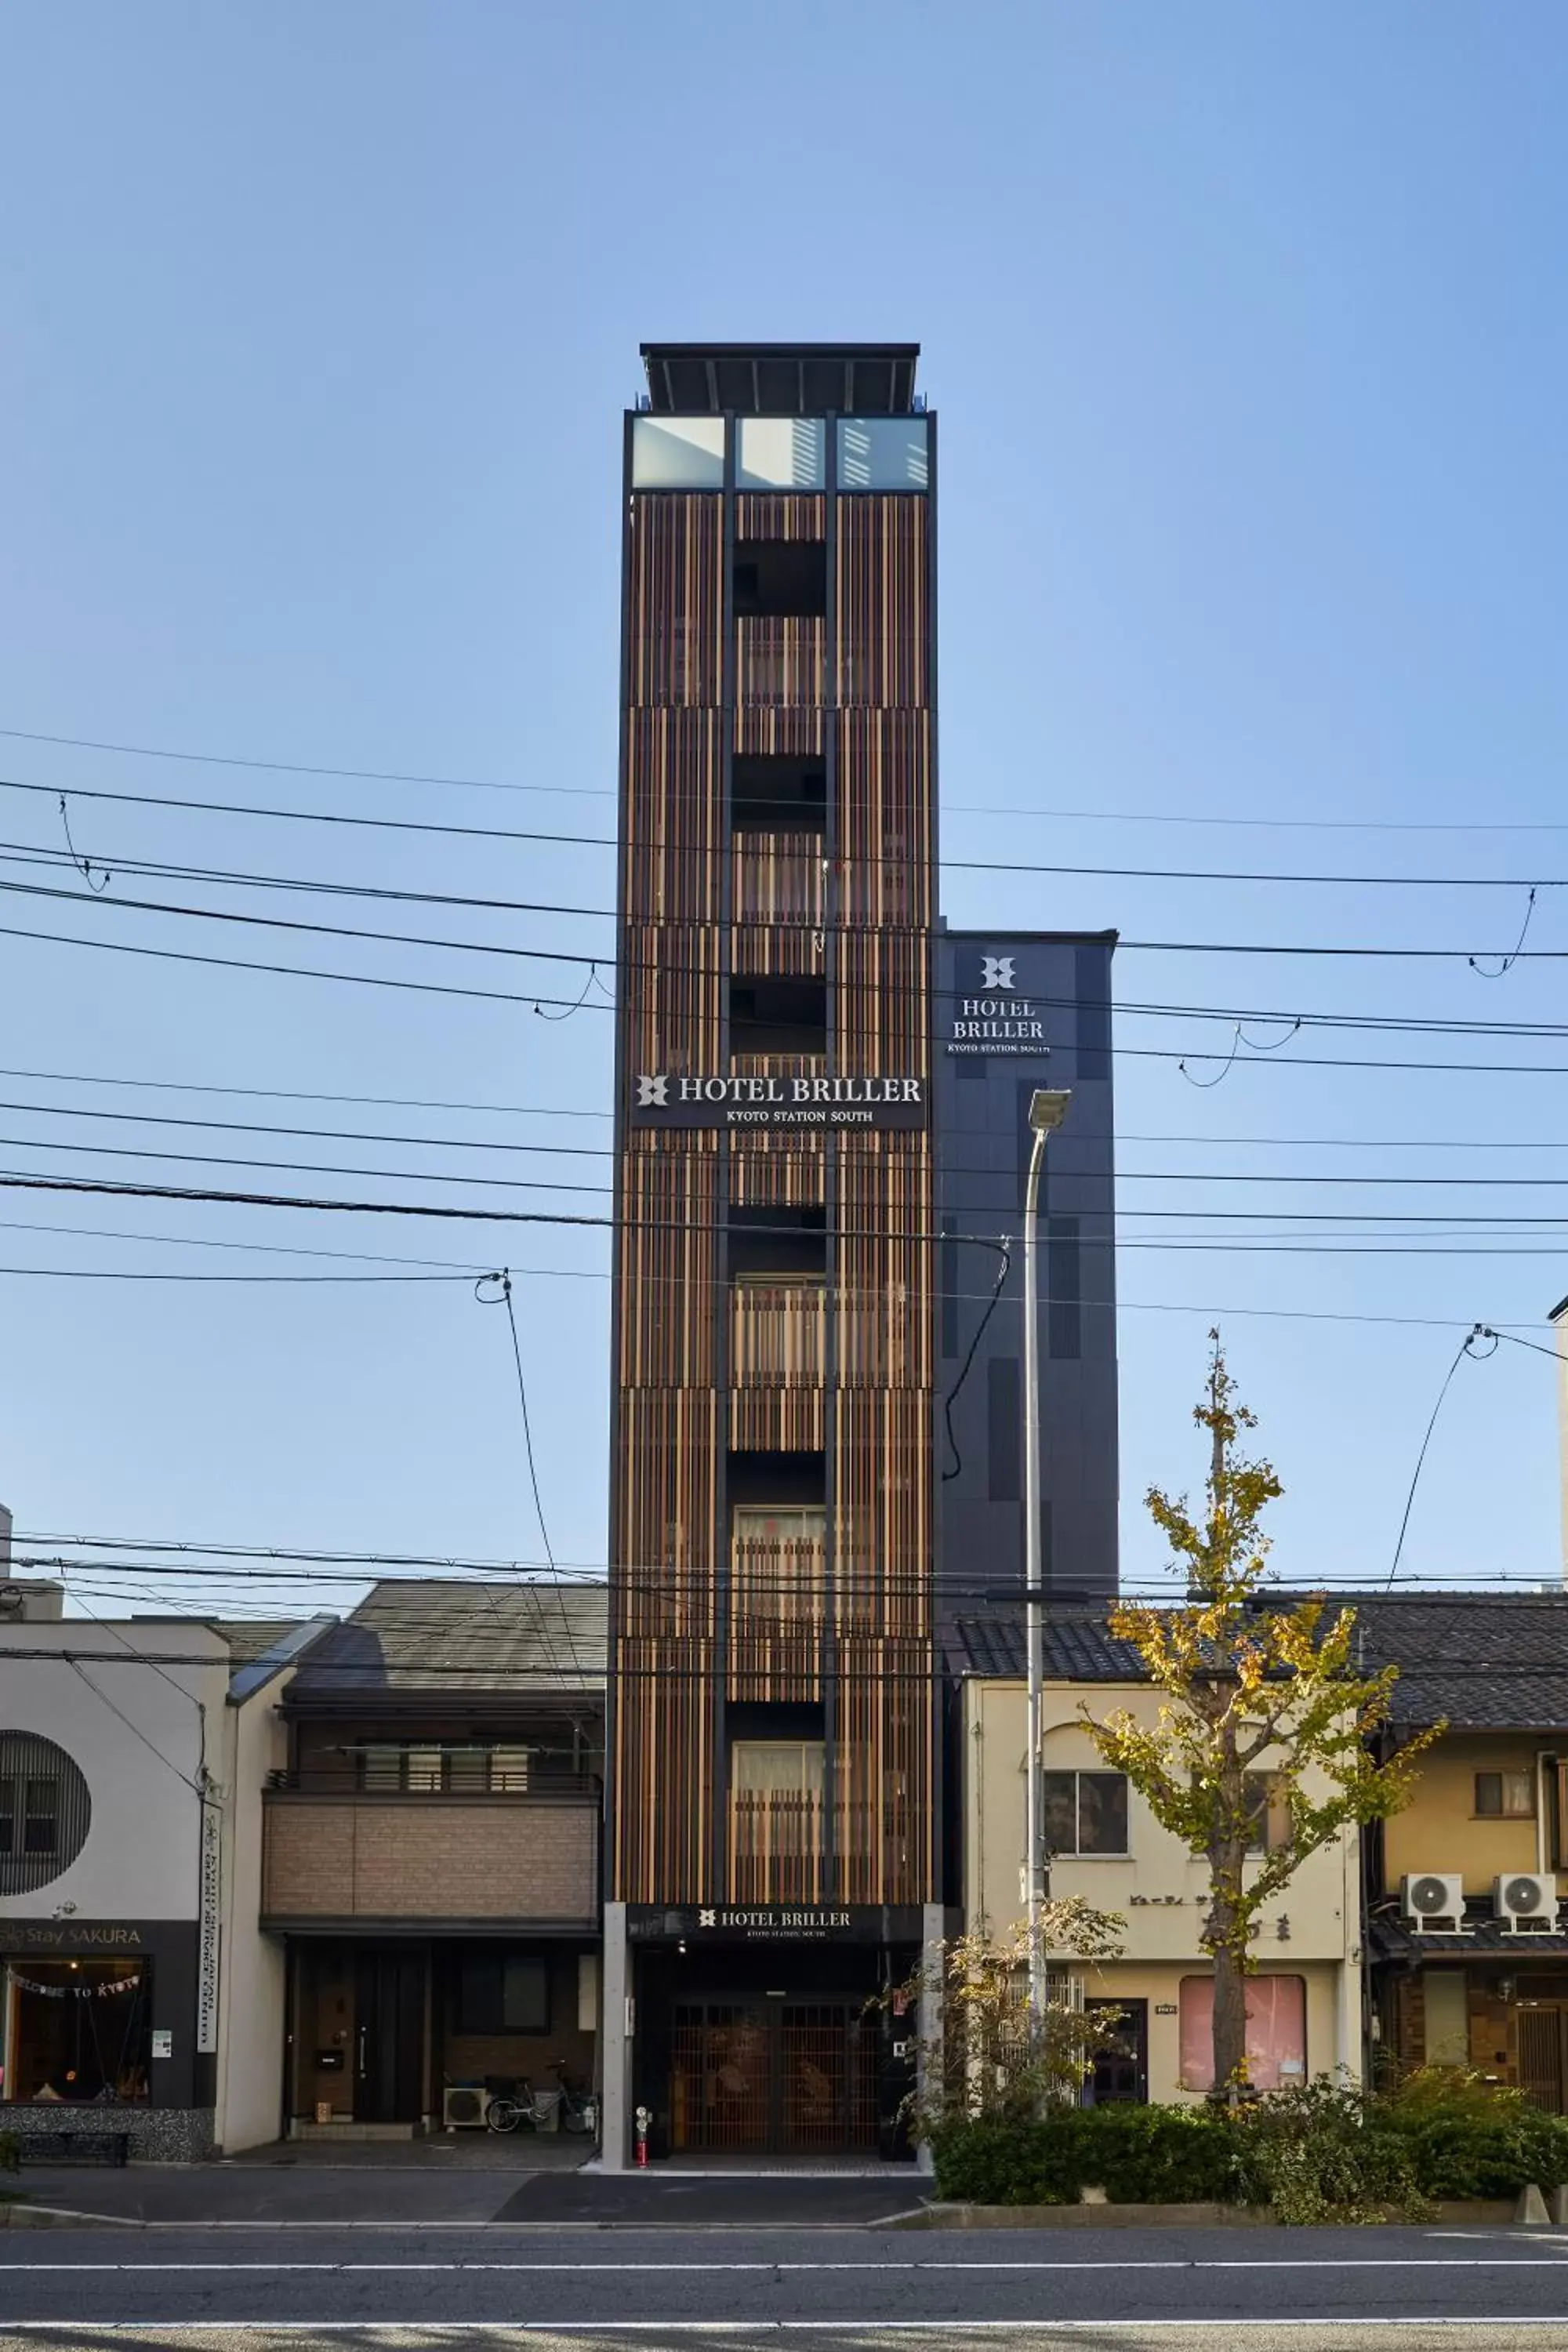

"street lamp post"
[1023,1086,1072,2024]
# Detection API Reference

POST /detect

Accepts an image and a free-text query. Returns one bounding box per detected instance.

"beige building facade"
[955,1631,1363,2106]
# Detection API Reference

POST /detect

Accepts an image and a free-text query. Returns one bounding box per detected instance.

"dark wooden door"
[1090,1999,1149,2104]
[670,1998,879,2152]
[354,1949,426,2123]
[1518,2006,1566,2114]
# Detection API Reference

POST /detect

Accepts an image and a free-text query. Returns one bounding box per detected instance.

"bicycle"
[549,2057,597,2137]
[485,2078,552,2133]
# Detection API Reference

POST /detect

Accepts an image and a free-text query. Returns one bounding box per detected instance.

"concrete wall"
[263,1795,599,1922]
[934,931,1118,1602]
[212,1672,295,2154]
[1382,1730,1550,1895]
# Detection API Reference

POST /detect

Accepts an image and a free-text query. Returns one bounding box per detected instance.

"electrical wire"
[10,770,1568,887]
[1384,1327,1499,1590]
[8,837,1568,967]
[10,720,1568,835]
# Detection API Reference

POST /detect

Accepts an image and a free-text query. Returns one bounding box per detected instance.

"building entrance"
[352,1949,425,2125]
[670,1996,880,2153]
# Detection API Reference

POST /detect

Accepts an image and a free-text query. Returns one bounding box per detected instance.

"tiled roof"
[287,1577,608,1698]
[1348,1593,1568,1730]
[947,1590,1568,1732]
[945,1613,1143,1682]
[215,1619,307,1664]
[1370,1905,1568,1960]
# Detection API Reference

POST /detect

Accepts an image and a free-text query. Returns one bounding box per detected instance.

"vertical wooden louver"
[614,441,935,1908]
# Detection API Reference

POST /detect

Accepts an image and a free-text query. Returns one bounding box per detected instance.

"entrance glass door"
[1089,1998,1149,2104]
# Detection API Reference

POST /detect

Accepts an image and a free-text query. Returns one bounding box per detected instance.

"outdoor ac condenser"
[443,2084,488,2129]
[1400,1872,1466,1932]
[1494,1873,1559,1932]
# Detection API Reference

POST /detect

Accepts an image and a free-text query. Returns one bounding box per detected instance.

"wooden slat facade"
[614,445,935,1906]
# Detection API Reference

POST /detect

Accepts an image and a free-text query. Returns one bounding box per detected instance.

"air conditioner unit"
[1494,1873,1560,1933]
[1401,1872,1466,1932]
[443,2084,488,2130]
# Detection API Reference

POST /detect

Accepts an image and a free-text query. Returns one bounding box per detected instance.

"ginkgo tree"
[1085,1338,1440,2099]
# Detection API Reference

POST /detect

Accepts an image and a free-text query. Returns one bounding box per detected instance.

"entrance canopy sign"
[628,1904,925,1944]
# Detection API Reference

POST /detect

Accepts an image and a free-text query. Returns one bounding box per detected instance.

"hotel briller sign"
[630,1073,927,1131]
[944,953,1051,1059]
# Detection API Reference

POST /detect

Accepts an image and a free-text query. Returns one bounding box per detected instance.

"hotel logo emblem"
[635,1073,669,1107]
[981,955,1015,991]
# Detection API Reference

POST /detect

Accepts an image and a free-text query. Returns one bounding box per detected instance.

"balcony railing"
[731,1281,826,1387]
[735,616,826,707]
[267,1764,598,1798]
[731,833,826,925]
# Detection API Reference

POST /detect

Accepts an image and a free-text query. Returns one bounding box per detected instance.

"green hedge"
[928,2106,1240,2207]
[929,2082,1568,2213]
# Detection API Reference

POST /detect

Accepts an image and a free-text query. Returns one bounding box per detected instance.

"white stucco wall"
[962,1676,1363,2093]
[0,1621,230,1922]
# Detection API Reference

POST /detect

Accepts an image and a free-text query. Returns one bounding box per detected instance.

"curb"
[895,2197,1527,2230]
[0,2202,140,2231]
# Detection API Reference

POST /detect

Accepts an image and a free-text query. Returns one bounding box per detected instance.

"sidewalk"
[13,2159,927,2230]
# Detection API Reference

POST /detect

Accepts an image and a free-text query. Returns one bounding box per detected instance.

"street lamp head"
[1028,1088,1073,1136]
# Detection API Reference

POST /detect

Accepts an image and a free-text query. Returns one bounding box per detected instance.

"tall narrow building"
[604,344,939,2162]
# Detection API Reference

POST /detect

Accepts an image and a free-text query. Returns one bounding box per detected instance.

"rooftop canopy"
[641,342,920,417]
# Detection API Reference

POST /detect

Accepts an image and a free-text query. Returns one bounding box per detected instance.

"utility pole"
[1022,1087,1071,2025]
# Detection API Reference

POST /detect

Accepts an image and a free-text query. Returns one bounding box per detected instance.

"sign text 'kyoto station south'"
[632,1073,927,1131]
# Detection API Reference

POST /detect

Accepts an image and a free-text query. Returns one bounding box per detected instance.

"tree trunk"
[1210,1902,1248,2097]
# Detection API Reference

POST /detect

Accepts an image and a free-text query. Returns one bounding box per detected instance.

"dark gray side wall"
[933,933,1119,1604]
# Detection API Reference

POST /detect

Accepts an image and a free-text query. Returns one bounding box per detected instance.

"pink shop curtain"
[1179,1974,1306,2092]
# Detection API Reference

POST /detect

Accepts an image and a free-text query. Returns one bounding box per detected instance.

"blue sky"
[1,1,1566,1617]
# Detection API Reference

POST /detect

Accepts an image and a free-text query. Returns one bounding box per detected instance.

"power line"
[10,771,1568,886]
[11,720,1568,836]
[24,909,1568,1077]
[0,1262,470,1284]
[16,1163,1568,1254]
[0,1062,610,1122]
[0,1214,1548,1331]
[6,837,1567,966]
[22,870,1568,1050]
[16,1062,1568,1156]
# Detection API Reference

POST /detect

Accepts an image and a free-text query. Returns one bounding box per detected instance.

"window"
[731,1740,825,1800]
[0,1733,90,1896]
[836,416,929,491]
[1040,1770,1128,1857]
[738,417,825,491]
[1476,1770,1535,1819]
[23,1780,57,1856]
[456,1954,550,2037]
[1244,1773,1292,1855]
[733,539,826,619]
[1179,1975,1305,2093]
[630,415,724,489]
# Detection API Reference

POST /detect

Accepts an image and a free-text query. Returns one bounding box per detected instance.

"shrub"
[1075,2103,1241,2205]
[928,2105,1241,2207]
[1229,2081,1430,2226]
[0,2132,19,2177]
[928,2116,1083,2206]
[1376,2067,1568,2198]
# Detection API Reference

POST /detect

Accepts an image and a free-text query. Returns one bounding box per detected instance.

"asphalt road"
[8,2223,1568,2347]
